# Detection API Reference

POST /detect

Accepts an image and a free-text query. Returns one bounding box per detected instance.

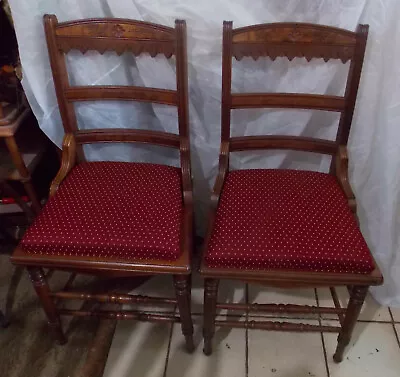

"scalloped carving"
[232,43,353,63]
[57,36,175,57]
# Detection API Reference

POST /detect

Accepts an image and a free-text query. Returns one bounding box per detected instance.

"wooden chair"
[200,21,383,362]
[11,15,194,352]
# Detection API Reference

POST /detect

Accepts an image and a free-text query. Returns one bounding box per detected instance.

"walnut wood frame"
[11,15,194,352]
[200,21,383,362]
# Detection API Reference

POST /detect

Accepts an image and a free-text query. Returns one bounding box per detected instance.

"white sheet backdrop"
[8,0,400,306]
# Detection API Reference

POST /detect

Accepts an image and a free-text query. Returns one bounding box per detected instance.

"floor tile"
[191,273,246,316]
[248,285,318,319]
[323,321,400,377]
[390,307,400,322]
[394,324,400,347]
[317,288,391,322]
[248,319,327,377]
[166,324,246,377]
[103,321,170,377]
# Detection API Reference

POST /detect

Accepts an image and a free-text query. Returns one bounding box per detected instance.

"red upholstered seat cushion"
[205,169,374,274]
[21,162,183,261]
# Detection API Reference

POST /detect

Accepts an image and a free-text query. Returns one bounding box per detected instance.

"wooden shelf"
[0,106,29,136]
[0,137,47,181]
[0,110,48,181]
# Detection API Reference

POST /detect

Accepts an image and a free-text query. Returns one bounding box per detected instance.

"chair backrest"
[44,15,189,158]
[221,21,368,159]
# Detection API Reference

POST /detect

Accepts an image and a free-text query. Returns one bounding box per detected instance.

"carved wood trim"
[57,37,175,57]
[232,23,357,62]
[232,43,354,63]
[56,18,175,39]
[55,17,176,56]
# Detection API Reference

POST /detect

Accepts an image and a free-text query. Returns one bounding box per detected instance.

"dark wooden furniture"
[11,15,194,352]
[200,21,383,362]
[0,103,42,217]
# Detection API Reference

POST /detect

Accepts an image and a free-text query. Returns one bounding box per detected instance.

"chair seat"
[21,162,183,261]
[205,169,374,274]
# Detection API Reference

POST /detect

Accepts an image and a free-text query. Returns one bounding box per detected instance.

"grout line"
[191,311,395,324]
[389,308,400,349]
[245,284,249,377]
[315,288,331,377]
[162,322,175,377]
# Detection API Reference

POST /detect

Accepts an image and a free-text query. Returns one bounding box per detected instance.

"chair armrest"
[211,141,229,211]
[180,137,193,208]
[49,134,77,197]
[335,145,357,213]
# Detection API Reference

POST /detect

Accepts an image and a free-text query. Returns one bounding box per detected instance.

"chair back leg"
[333,285,369,362]
[28,267,66,344]
[173,275,194,352]
[203,278,219,355]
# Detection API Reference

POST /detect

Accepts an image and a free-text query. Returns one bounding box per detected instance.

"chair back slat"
[65,86,177,106]
[231,93,345,112]
[74,129,181,149]
[229,136,337,155]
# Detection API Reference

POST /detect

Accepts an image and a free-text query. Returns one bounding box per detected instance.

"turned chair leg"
[28,267,66,344]
[333,285,368,363]
[203,278,219,356]
[173,275,194,353]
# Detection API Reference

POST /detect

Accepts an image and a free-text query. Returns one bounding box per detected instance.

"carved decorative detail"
[57,37,175,57]
[112,24,125,38]
[232,24,357,44]
[232,43,354,63]
[231,23,357,63]
[56,20,175,40]
[55,19,176,57]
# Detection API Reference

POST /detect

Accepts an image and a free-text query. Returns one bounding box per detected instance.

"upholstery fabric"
[21,162,183,261]
[206,169,374,274]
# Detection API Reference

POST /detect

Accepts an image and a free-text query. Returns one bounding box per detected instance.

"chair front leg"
[173,274,194,352]
[333,285,368,362]
[28,267,66,344]
[203,278,219,356]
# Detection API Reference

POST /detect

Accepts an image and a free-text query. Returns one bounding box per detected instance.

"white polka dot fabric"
[206,169,374,274]
[21,162,183,261]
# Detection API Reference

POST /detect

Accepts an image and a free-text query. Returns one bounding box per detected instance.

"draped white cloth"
[8,0,400,306]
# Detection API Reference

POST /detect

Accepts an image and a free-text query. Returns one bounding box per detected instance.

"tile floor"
[103,275,400,377]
